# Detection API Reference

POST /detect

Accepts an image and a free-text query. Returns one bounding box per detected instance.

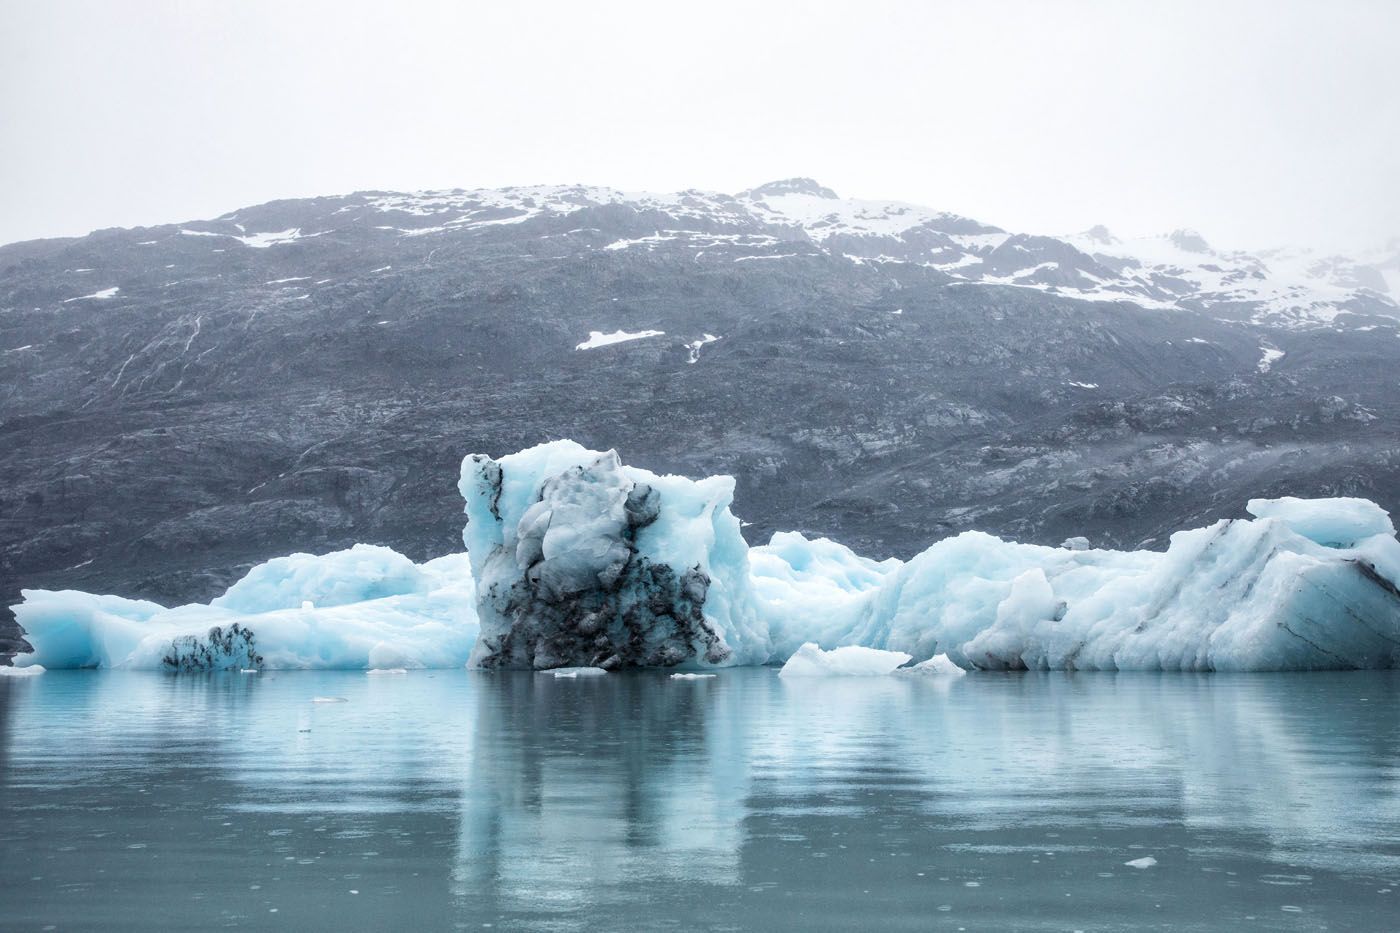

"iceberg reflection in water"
[2,669,1398,929]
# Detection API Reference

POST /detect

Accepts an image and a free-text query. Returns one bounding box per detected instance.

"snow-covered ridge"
[122,177,1393,329]
[287,178,1397,329]
[11,442,1400,673]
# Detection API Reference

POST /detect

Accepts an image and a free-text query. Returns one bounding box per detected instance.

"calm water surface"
[1,669,1398,931]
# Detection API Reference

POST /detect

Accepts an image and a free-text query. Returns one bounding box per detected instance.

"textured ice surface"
[11,548,477,671]
[1245,496,1394,548]
[548,666,608,678]
[807,514,1400,671]
[779,643,913,677]
[460,441,764,670]
[11,442,1400,672]
[906,654,967,676]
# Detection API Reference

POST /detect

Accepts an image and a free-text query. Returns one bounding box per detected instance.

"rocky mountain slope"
[3,178,1399,652]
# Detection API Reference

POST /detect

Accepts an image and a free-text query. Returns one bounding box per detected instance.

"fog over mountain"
[4,177,1399,652]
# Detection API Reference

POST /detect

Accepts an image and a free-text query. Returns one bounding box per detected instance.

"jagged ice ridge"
[9,441,1400,672]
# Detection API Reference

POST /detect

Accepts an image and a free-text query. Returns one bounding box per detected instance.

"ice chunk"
[366,668,409,675]
[779,643,912,677]
[1124,857,1158,869]
[312,696,348,703]
[749,531,901,657]
[12,546,479,671]
[213,544,427,612]
[670,672,717,680]
[1246,496,1394,548]
[460,441,765,670]
[548,666,608,678]
[835,515,1400,671]
[1060,536,1091,551]
[0,664,45,677]
[907,654,966,675]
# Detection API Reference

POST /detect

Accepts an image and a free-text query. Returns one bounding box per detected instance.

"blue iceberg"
[10,441,1400,672]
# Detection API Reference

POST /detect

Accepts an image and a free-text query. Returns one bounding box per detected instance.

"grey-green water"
[1,669,1397,930]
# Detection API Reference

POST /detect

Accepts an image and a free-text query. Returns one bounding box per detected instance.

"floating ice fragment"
[0,664,45,677]
[906,654,966,676]
[548,667,608,678]
[670,672,717,680]
[779,643,912,677]
[366,668,408,675]
[1124,857,1158,869]
[311,696,348,703]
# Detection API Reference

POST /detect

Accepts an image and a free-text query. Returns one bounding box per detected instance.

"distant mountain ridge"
[150,176,1400,329]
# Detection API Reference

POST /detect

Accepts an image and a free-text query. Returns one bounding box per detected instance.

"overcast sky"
[2,0,1396,252]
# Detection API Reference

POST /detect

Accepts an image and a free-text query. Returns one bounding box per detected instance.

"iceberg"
[906,654,966,676]
[778,643,913,677]
[10,546,478,671]
[8,440,1400,672]
[460,441,765,670]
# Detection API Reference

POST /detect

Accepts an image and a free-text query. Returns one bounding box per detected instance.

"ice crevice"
[9,441,1400,672]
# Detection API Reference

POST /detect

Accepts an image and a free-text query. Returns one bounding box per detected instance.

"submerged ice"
[9,441,1400,672]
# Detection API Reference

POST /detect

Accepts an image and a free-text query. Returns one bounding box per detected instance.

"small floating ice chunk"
[1245,496,1394,548]
[779,643,912,677]
[906,654,966,676]
[239,668,259,674]
[1124,857,1158,869]
[366,668,408,675]
[670,672,717,680]
[0,664,45,677]
[575,329,665,350]
[549,666,608,678]
[311,696,348,703]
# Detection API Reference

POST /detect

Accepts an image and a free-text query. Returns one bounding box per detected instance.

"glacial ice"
[10,547,478,671]
[1244,496,1394,548]
[779,643,913,677]
[460,441,764,670]
[9,440,1400,672]
[548,666,609,678]
[906,654,966,676]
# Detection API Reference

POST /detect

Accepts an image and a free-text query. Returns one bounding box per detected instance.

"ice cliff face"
[9,442,1400,672]
[460,441,764,669]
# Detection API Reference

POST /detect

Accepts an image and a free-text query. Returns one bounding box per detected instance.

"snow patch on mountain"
[63,286,119,303]
[576,329,665,351]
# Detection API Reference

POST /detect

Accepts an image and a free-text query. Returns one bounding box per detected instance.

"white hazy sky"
[2,0,1396,252]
